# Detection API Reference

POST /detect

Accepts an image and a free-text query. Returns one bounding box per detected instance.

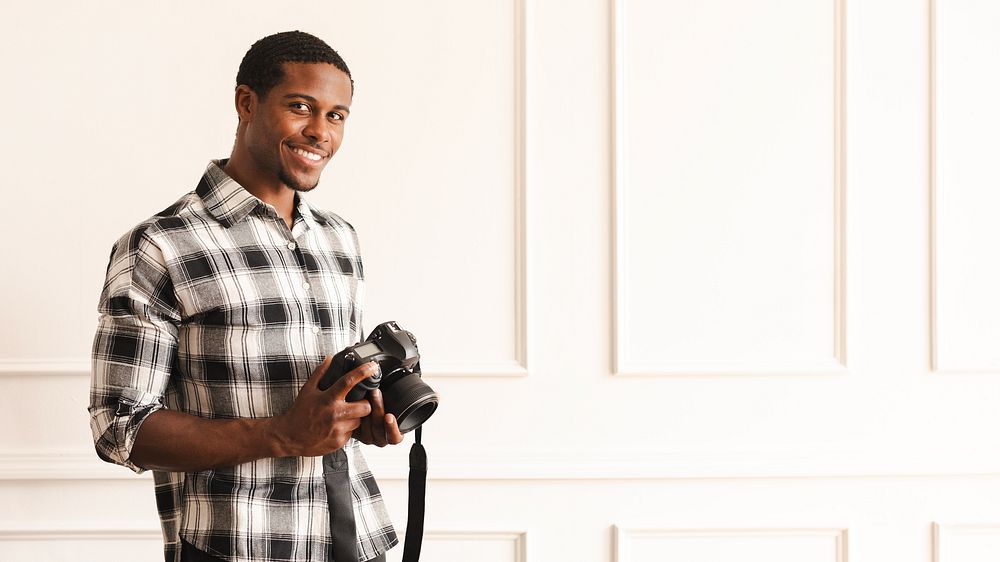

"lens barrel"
[382,372,439,433]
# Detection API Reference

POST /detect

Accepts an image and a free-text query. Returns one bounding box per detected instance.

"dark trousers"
[180,539,386,562]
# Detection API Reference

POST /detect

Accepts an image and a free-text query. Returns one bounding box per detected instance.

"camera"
[318,321,439,433]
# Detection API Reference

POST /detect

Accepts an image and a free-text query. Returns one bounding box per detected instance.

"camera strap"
[401,426,426,562]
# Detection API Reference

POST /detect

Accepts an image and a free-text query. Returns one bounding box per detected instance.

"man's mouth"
[287,144,326,163]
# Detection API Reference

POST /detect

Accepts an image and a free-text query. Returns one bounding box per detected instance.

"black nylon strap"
[401,426,426,562]
[323,449,358,562]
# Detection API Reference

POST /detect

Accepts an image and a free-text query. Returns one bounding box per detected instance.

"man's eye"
[329,113,345,122]
[290,102,310,112]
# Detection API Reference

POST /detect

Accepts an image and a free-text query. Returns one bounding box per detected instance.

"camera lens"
[381,372,439,433]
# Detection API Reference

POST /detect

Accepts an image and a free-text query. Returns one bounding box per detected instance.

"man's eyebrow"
[283,93,351,114]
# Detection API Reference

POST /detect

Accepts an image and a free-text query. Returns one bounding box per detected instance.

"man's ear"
[234,85,257,122]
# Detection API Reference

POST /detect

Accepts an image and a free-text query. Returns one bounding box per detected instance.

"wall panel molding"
[927,0,1000,374]
[7,449,1000,482]
[390,0,529,379]
[613,526,847,562]
[610,0,847,376]
[424,531,527,562]
[0,527,525,561]
[0,525,163,561]
[435,0,530,379]
[933,523,1000,562]
[0,361,89,376]
[0,360,527,379]
[0,0,530,381]
[0,526,525,562]
[0,526,522,542]
[928,0,939,373]
[0,526,161,541]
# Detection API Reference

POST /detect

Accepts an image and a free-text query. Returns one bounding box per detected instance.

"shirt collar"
[294,191,329,230]
[196,159,329,229]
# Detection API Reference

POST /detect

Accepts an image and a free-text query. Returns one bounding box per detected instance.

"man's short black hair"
[236,30,353,99]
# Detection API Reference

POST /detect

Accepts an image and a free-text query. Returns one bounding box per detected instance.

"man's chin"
[290,182,319,193]
[279,170,320,193]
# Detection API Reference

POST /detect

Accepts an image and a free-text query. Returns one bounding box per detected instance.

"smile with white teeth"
[291,147,323,161]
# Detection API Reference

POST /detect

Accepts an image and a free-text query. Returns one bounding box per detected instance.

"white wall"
[2,0,1000,561]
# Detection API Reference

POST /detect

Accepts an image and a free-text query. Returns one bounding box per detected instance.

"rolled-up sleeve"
[89,227,180,473]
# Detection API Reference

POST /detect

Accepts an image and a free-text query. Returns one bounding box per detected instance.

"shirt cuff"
[90,399,165,474]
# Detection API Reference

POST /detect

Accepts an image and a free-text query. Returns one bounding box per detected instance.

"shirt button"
[312,326,321,335]
[287,242,296,251]
[302,281,311,290]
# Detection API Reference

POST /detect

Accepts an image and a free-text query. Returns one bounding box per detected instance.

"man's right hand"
[270,355,379,458]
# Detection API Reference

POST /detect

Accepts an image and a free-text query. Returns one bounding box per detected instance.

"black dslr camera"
[318,321,439,433]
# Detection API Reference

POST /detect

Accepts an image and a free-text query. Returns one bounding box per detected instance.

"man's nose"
[302,115,328,144]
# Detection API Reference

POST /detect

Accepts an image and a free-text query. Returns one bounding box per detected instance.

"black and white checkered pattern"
[89,160,397,562]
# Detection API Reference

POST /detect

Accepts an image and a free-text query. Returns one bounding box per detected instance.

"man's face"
[242,62,353,192]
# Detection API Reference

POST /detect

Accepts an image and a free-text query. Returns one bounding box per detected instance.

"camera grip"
[318,349,381,401]
[317,349,356,391]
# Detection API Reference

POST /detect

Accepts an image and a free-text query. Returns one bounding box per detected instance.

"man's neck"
[224,152,296,230]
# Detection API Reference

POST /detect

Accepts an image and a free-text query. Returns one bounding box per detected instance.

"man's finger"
[329,361,380,401]
[354,416,373,444]
[385,414,404,445]
[306,355,335,391]
[338,400,373,420]
[369,389,387,447]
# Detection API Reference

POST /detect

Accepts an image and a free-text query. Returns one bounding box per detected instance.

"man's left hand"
[353,389,404,447]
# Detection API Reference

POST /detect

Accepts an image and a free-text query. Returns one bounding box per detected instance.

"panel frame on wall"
[420,531,527,562]
[0,527,527,562]
[0,0,531,382]
[426,0,531,380]
[0,0,534,489]
[933,522,1000,562]
[613,526,848,562]
[0,527,162,542]
[0,526,163,562]
[927,0,1000,374]
[609,0,848,377]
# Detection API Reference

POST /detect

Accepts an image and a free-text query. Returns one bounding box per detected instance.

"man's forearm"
[130,409,291,472]
[128,360,378,472]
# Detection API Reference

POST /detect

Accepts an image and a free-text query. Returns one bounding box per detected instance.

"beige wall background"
[2,0,1000,560]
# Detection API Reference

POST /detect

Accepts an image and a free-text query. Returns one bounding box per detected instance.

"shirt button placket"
[286,238,322,339]
[302,280,319,335]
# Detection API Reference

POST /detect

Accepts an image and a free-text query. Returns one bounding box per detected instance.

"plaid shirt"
[89,160,397,562]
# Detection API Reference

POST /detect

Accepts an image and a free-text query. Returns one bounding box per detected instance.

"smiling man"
[89,31,401,562]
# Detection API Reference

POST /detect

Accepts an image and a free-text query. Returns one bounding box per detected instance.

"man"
[89,31,402,562]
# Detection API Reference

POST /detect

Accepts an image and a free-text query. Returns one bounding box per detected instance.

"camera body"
[318,321,438,433]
